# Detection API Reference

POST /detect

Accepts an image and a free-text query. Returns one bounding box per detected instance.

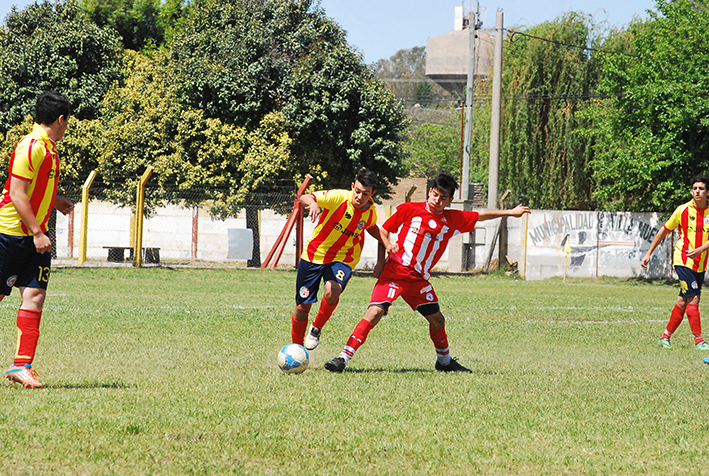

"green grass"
[0,267,707,474]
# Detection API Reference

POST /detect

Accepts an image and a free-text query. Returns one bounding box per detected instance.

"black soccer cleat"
[435,357,472,373]
[325,357,347,373]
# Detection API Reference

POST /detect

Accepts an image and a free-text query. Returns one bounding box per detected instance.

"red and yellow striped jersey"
[0,124,60,236]
[664,199,709,272]
[301,189,378,267]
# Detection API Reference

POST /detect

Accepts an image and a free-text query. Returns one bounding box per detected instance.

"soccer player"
[0,91,74,388]
[291,169,397,351]
[641,175,709,351]
[325,172,531,373]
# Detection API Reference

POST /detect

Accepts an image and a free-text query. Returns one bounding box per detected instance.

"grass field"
[0,267,707,475]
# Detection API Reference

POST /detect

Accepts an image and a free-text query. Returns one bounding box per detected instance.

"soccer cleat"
[435,357,472,373]
[5,364,43,388]
[696,342,709,351]
[658,338,673,349]
[304,326,322,351]
[704,357,709,365]
[324,357,347,373]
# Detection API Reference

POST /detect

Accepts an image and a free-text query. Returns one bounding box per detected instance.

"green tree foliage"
[93,50,292,216]
[171,0,408,197]
[0,0,123,133]
[374,47,451,107]
[404,118,461,178]
[500,13,602,210]
[80,0,189,51]
[589,0,709,211]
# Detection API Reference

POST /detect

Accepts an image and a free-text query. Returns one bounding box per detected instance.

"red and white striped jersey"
[665,199,709,272]
[383,202,479,279]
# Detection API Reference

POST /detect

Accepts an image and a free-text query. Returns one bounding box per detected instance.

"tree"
[170,0,408,197]
[499,13,603,210]
[93,50,293,216]
[0,0,123,133]
[589,0,709,211]
[80,0,190,51]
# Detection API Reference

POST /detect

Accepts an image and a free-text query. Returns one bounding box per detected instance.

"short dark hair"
[35,91,71,125]
[429,173,459,197]
[355,168,378,190]
[691,174,709,190]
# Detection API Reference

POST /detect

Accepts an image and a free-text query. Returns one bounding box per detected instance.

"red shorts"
[369,259,439,315]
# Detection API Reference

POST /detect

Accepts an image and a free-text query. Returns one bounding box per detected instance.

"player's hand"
[640,253,651,268]
[373,260,384,278]
[509,204,531,217]
[54,196,74,215]
[687,248,703,259]
[33,232,51,254]
[386,241,399,254]
[307,202,321,223]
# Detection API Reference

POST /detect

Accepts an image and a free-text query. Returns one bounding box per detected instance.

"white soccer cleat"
[304,326,322,350]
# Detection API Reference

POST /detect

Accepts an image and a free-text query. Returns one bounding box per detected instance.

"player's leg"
[325,277,396,372]
[420,307,469,373]
[6,240,49,388]
[291,260,323,345]
[306,263,351,350]
[658,295,686,349]
[685,293,708,350]
[325,304,385,372]
[669,267,708,350]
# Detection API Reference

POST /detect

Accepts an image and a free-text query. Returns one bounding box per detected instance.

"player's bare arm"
[54,196,74,215]
[641,226,672,268]
[478,204,531,222]
[366,225,398,254]
[9,176,51,254]
[300,194,321,223]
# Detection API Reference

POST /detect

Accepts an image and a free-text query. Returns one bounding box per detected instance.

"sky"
[0,0,658,63]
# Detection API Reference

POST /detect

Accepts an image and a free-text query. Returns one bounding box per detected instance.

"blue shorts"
[0,234,51,296]
[295,260,352,305]
[675,266,705,298]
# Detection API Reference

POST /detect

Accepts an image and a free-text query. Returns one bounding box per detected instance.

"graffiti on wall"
[524,211,672,280]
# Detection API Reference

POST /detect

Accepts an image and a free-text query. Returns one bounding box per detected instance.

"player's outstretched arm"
[300,194,321,223]
[641,226,671,268]
[478,204,531,222]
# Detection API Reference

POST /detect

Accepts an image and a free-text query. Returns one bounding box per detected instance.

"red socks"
[686,304,705,345]
[312,299,338,329]
[662,304,685,340]
[342,319,375,360]
[429,326,450,364]
[14,309,42,366]
[291,313,307,345]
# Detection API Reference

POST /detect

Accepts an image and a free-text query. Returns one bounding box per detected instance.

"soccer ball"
[277,344,310,374]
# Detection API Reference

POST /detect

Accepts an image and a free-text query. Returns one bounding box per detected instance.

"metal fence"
[50,184,301,268]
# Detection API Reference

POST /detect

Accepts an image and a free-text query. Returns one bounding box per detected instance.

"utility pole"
[461,1,479,201]
[488,9,503,210]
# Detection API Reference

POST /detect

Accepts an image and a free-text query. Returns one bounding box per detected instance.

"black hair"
[35,91,71,126]
[691,174,709,190]
[429,173,459,197]
[355,168,378,189]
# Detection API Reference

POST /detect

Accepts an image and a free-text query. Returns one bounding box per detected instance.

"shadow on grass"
[336,367,498,375]
[45,381,136,390]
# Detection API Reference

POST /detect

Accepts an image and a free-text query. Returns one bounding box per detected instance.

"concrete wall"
[519,211,674,280]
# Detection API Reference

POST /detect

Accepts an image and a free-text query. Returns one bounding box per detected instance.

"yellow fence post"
[78,170,98,266]
[133,166,154,267]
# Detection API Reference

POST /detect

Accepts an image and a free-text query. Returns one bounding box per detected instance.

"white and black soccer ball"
[277,344,310,374]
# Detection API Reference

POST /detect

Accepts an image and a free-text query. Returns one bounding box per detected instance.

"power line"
[504,28,639,58]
